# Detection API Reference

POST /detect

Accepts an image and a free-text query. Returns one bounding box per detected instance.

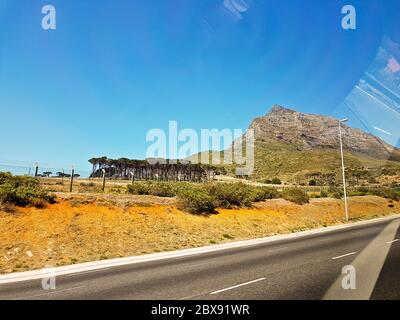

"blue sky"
[0,0,399,172]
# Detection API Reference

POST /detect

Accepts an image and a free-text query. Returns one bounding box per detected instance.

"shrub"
[320,190,328,198]
[328,186,343,199]
[357,187,369,195]
[0,172,55,207]
[176,186,217,214]
[206,183,255,208]
[127,181,176,197]
[127,182,152,195]
[282,187,310,205]
[148,182,176,197]
[348,189,367,197]
[250,186,280,202]
[271,178,282,185]
[368,188,400,201]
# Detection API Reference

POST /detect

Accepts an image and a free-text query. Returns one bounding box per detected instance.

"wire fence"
[0,161,92,179]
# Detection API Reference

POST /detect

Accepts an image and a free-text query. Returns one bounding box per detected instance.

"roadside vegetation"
[281,188,310,205]
[2,172,399,215]
[127,181,302,213]
[1,194,399,274]
[0,173,55,210]
[125,180,400,214]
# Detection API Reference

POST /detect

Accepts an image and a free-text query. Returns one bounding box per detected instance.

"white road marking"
[386,239,399,244]
[268,246,288,252]
[184,261,214,269]
[317,238,331,242]
[210,278,266,295]
[15,286,85,300]
[331,252,357,260]
[65,268,111,277]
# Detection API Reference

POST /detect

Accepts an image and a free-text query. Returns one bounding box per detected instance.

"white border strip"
[210,278,266,295]
[1,214,399,284]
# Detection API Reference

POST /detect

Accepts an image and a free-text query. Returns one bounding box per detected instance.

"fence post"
[102,169,106,192]
[130,171,135,185]
[70,168,74,193]
[34,162,39,177]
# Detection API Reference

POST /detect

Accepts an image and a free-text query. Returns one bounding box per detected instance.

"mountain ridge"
[188,104,400,183]
[249,104,398,160]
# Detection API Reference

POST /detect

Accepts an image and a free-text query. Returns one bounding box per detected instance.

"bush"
[127,181,176,197]
[127,181,281,213]
[176,186,217,214]
[271,178,282,185]
[320,190,328,198]
[0,172,55,207]
[368,188,400,201]
[328,186,343,199]
[250,186,280,202]
[357,187,369,195]
[206,183,255,208]
[127,182,151,195]
[148,182,176,197]
[282,187,310,205]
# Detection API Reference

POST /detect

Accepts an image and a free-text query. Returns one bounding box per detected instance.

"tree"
[43,171,52,178]
[88,158,98,175]
[88,157,219,182]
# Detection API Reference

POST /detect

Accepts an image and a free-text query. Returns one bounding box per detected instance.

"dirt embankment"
[0,195,399,274]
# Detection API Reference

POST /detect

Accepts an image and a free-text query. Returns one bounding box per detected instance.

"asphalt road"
[1,216,400,300]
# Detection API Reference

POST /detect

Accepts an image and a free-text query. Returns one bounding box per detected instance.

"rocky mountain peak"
[249,105,396,160]
[268,105,296,115]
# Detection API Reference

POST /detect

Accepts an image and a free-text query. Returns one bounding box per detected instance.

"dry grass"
[0,195,399,274]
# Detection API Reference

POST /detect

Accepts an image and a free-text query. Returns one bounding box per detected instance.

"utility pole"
[339,119,349,222]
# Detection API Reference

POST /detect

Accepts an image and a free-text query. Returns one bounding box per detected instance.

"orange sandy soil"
[0,195,399,274]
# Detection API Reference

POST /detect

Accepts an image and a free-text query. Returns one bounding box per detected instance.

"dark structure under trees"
[89,157,224,182]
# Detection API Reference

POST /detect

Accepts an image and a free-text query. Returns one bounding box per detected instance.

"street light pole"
[339,118,349,222]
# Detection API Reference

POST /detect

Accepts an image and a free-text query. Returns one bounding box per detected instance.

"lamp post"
[339,118,349,222]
